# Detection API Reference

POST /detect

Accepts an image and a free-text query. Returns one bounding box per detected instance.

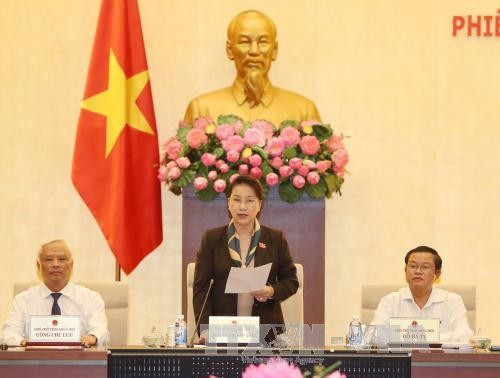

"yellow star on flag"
[81,49,155,157]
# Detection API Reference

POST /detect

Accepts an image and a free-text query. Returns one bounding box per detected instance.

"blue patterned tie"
[50,293,62,315]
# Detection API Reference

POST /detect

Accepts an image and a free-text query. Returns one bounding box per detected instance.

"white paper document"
[224,263,272,293]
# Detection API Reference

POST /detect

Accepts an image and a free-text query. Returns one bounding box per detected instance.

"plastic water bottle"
[347,315,363,348]
[174,314,187,348]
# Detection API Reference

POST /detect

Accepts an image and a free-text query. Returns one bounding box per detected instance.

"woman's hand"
[251,285,274,302]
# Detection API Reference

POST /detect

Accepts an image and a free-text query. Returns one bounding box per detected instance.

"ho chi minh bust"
[184,10,321,126]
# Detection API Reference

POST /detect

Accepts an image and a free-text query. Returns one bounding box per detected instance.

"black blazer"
[193,224,299,338]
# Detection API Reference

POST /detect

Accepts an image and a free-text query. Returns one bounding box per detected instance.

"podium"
[181,185,325,328]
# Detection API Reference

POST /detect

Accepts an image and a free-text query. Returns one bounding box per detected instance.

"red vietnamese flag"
[72,0,163,274]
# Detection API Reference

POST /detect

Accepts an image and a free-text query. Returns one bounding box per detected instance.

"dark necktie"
[51,293,62,315]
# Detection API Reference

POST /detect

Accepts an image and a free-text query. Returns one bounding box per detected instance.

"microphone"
[189,278,214,347]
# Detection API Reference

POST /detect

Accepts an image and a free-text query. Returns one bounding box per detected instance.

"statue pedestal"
[181,186,325,328]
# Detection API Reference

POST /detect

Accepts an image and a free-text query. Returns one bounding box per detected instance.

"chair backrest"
[360,283,476,330]
[186,262,304,344]
[13,282,129,346]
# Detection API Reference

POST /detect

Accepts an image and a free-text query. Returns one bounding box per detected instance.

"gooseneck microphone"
[189,278,214,347]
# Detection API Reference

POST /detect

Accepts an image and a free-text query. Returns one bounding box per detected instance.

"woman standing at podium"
[193,175,298,344]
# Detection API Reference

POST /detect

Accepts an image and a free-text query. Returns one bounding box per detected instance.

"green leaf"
[176,125,191,144]
[316,361,342,377]
[305,177,327,198]
[217,114,243,125]
[278,181,304,203]
[260,161,273,177]
[283,147,297,159]
[324,174,343,197]
[213,147,224,159]
[198,164,208,177]
[253,146,268,159]
[312,123,333,141]
[173,169,196,188]
[195,185,219,201]
[279,119,299,129]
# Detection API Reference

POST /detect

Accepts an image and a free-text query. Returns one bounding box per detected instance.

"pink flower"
[266,172,279,186]
[326,134,344,153]
[157,166,167,181]
[166,160,177,170]
[333,148,349,172]
[265,137,285,157]
[239,164,249,175]
[215,124,235,141]
[248,154,262,167]
[215,160,225,170]
[193,176,208,190]
[280,126,301,147]
[303,159,316,170]
[163,137,183,160]
[226,150,240,163]
[250,167,262,180]
[289,157,302,170]
[292,175,306,189]
[242,358,302,378]
[316,160,332,173]
[168,166,181,180]
[175,157,191,169]
[193,116,214,130]
[244,127,266,147]
[214,179,226,193]
[208,170,218,181]
[219,163,230,173]
[279,165,293,178]
[233,120,244,134]
[299,135,321,155]
[270,156,283,169]
[222,135,245,152]
[251,119,275,141]
[307,171,320,185]
[297,165,310,177]
[230,173,239,184]
[201,153,216,167]
[186,128,208,149]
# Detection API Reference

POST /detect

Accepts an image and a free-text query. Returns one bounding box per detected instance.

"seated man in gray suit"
[0,239,109,347]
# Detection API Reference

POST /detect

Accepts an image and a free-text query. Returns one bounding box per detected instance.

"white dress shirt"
[371,287,473,342]
[0,282,109,346]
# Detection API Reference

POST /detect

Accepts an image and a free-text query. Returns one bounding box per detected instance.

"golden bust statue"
[184,10,321,125]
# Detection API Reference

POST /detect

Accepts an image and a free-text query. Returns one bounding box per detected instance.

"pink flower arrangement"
[207,358,347,378]
[159,115,348,202]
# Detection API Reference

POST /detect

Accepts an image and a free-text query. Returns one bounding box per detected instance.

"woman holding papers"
[193,175,299,345]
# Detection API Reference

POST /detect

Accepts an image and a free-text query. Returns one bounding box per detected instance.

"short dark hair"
[405,246,442,271]
[227,175,264,218]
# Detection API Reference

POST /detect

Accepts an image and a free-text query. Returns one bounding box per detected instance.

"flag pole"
[115,260,121,281]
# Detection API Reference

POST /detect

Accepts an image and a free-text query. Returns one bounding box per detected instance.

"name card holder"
[26,315,82,350]
[208,316,260,345]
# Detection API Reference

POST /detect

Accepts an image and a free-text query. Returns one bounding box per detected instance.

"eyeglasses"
[229,197,258,207]
[406,264,435,273]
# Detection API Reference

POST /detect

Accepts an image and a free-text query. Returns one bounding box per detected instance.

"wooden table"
[0,348,107,378]
[412,349,500,378]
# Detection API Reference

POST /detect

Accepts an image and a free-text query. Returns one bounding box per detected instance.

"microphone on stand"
[189,278,214,347]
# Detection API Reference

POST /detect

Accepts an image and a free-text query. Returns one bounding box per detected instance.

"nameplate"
[29,315,81,343]
[208,316,259,344]
[389,317,440,343]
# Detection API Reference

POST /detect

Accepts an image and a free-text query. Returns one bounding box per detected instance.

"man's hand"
[251,285,274,302]
[81,334,97,347]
